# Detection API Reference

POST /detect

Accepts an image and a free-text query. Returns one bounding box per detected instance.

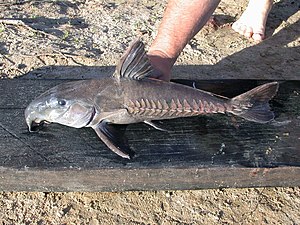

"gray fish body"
[25,39,279,159]
[114,78,229,123]
[28,78,229,126]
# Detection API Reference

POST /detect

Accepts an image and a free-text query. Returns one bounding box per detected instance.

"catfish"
[25,39,279,159]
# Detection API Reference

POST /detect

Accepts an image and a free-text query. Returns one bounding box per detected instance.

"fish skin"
[118,78,230,123]
[25,39,279,159]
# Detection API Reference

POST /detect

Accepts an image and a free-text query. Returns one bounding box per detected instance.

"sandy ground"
[0,0,299,224]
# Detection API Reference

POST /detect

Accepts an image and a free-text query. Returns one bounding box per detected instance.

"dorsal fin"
[113,39,153,80]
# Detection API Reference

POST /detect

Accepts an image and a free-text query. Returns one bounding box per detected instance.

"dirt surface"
[1,188,299,224]
[0,0,299,224]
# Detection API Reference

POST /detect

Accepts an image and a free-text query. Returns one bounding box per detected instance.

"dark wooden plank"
[0,79,299,191]
[1,167,299,192]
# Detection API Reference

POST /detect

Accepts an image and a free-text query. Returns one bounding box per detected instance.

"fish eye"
[58,99,67,106]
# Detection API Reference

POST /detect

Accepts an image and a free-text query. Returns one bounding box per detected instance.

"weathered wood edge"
[1,166,299,192]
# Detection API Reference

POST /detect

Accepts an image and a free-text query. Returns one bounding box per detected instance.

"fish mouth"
[28,120,50,132]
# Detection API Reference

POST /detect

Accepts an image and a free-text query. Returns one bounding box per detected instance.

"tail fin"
[230,82,279,123]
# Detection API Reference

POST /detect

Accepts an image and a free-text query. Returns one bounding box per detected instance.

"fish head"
[25,84,95,132]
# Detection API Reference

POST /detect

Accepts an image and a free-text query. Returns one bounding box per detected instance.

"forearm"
[148,0,220,80]
[150,0,220,58]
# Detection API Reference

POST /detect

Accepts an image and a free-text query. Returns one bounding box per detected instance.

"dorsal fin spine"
[114,39,153,81]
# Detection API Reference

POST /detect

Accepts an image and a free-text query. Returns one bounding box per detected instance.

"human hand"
[147,50,176,82]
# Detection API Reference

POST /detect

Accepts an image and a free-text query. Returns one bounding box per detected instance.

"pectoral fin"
[93,120,134,159]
